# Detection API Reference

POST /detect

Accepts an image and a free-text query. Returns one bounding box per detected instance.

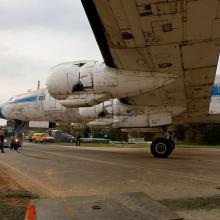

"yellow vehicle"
[31,133,55,143]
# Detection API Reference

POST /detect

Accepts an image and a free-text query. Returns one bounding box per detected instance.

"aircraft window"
[39,95,45,101]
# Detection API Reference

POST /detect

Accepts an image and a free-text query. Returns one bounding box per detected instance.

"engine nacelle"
[112,115,149,128]
[47,61,177,107]
[78,100,113,119]
[86,112,173,128]
[46,62,81,100]
[113,113,172,128]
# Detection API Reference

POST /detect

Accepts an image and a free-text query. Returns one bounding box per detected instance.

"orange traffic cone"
[27,203,37,220]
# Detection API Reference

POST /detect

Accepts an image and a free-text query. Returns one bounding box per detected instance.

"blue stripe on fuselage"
[10,95,38,104]
[212,84,220,96]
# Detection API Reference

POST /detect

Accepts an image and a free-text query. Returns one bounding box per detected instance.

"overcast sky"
[0,0,102,125]
[0,1,219,125]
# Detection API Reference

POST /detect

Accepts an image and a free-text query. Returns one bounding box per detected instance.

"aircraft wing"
[82,0,220,119]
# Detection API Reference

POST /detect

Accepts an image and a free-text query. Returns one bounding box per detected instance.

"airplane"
[1,72,220,158]
[0,88,83,129]
[1,1,220,157]
[43,0,220,157]
[0,85,182,129]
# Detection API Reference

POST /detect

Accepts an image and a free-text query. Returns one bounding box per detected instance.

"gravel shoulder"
[0,166,38,220]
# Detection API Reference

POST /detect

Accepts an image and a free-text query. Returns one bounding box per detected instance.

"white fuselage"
[0,87,184,128]
[0,88,81,123]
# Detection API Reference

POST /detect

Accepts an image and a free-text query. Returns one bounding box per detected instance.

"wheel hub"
[155,143,167,154]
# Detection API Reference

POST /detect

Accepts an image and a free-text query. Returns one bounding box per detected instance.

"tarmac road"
[0,143,220,219]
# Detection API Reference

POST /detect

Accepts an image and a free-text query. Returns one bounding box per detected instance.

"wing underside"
[82,0,220,121]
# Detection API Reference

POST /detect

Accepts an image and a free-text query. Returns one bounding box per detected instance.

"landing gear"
[150,137,175,158]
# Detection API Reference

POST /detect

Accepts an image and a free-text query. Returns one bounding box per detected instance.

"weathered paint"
[46,60,176,107]
[0,89,81,123]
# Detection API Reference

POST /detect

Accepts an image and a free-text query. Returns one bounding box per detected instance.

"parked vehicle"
[31,133,55,143]
[60,133,76,142]
[24,135,33,142]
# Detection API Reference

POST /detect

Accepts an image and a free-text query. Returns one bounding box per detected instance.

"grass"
[0,205,27,220]
[26,139,220,149]
[0,169,39,220]
[45,141,220,149]
[0,190,39,199]
[160,195,220,211]
[0,190,39,220]
[175,144,220,149]
[52,142,151,148]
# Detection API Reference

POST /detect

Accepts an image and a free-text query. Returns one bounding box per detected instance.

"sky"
[0,1,219,126]
[0,0,102,125]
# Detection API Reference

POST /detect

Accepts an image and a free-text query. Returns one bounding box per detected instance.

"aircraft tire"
[150,138,172,158]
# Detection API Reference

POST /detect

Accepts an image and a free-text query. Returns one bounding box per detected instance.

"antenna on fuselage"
[37,80,40,90]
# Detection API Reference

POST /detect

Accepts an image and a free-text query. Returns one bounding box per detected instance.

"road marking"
[25,147,220,185]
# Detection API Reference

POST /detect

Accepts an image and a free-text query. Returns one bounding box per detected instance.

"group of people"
[0,129,23,153]
[0,129,81,151]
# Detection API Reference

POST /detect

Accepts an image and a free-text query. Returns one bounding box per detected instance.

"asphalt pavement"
[0,143,220,219]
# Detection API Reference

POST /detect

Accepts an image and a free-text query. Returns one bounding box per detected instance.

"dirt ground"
[0,167,38,220]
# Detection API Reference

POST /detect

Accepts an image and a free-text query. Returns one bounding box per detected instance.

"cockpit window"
[39,95,45,101]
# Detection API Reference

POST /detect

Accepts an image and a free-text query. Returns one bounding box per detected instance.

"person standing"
[0,130,5,153]
[76,134,81,146]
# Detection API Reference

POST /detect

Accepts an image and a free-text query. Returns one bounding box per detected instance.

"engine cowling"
[47,60,177,108]
[46,62,82,100]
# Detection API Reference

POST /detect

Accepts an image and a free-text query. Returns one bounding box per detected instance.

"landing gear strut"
[150,137,175,158]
